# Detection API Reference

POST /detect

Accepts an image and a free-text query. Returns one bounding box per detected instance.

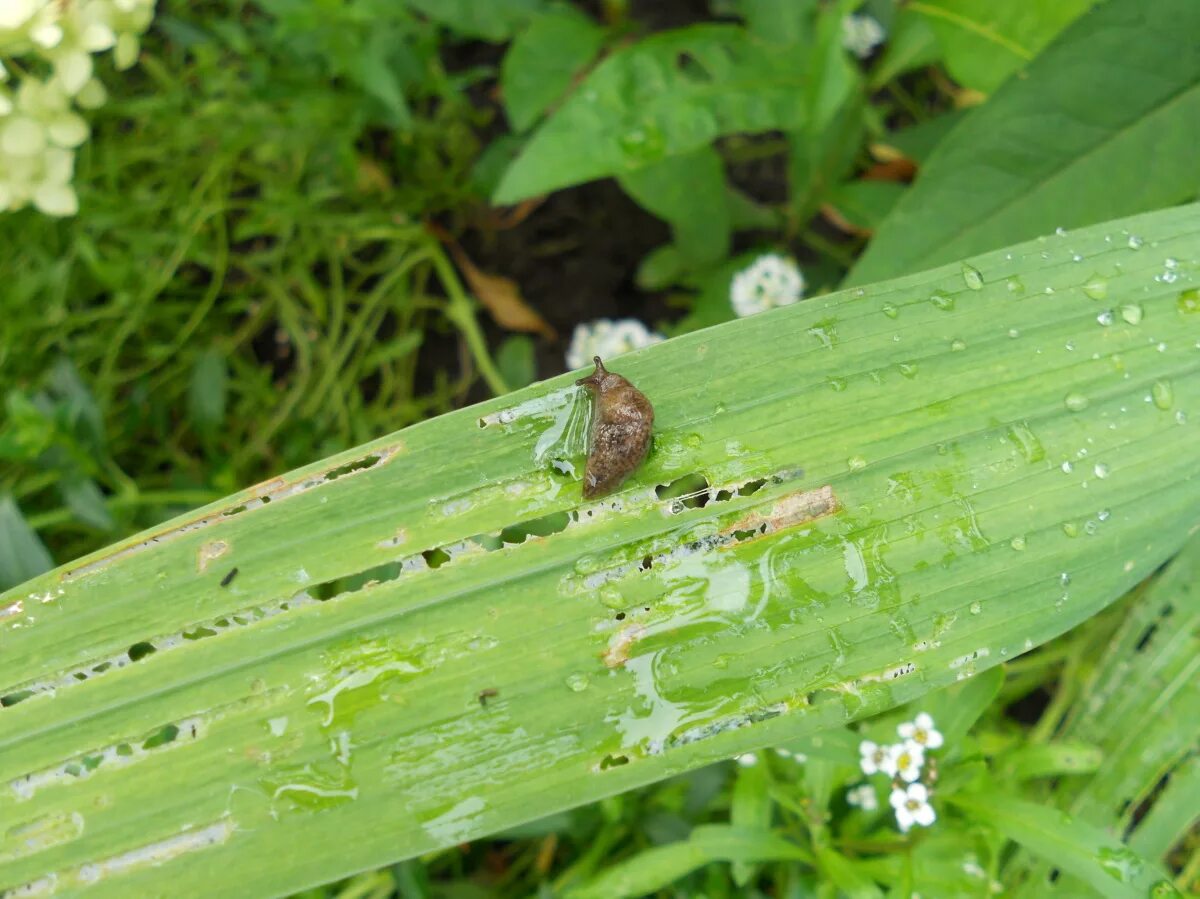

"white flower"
[890,782,936,832]
[846,783,878,811]
[565,318,664,371]
[842,14,886,59]
[858,739,890,776]
[882,741,925,782]
[898,712,944,750]
[730,253,804,317]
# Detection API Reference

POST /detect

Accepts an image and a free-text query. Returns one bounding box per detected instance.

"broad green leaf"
[867,10,940,90]
[911,0,1091,93]
[618,146,731,266]
[738,0,816,46]
[951,791,1177,898]
[878,110,966,165]
[188,347,228,439]
[501,6,606,132]
[494,25,810,204]
[729,762,772,885]
[2,205,1200,896]
[850,0,1200,285]
[402,0,545,42]
[0,494,53,591]
[825,180,906,233]
[495,336,537,391]
[1003,741,1103,781]
[566,825,807,899]
[60,475,116,533]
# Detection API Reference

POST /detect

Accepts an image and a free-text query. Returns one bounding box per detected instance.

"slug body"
[576,356,654,498]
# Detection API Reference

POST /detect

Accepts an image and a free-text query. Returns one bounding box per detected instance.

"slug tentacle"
[576,355,654,499]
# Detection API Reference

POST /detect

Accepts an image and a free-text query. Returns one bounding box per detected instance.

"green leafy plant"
[2,204,1197,895]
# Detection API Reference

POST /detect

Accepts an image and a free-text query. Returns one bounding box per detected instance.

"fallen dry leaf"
[429,224,557,340]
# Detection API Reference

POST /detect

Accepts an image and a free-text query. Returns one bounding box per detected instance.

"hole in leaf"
[656,473,710,509]
[142,724,180,750]
[600,753,629,770]
[128,642,157,662]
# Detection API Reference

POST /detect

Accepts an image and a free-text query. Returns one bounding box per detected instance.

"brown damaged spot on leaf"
[603,624,645,669]
[723,485,838,540]
[197,540,230,573]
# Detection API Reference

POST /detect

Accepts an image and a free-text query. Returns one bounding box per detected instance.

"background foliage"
[1,0,1197,896]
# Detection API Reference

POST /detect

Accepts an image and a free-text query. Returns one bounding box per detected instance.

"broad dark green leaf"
[402,0,545,42]
[0,494,54,591]
[850,0,1200,285]
[618,146,731,266]
[501,6,606,132]
[494,25,810,203]
[188,347,228,438]
[911,0,1091,93]
[495,336,537,391]
[952,791,1177,898]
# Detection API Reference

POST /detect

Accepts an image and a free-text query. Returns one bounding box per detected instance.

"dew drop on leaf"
[1120,303,1143,324]
[1152,379,1174,410]
[1064,392,1089,412]
[960,263,983,290]
[1081,274,1108,299]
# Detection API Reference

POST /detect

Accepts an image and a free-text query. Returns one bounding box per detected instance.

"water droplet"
[1119,303,1143,325]
[618,124,665,162]
[930,289,955,311]
[599,587,625,610]
[847,456,867,471]
[1081,275,1108,300]
[898,363,918,379]
[1006,276,1025,294]
[1062,523,1079,538]
[1010,535,1026,551]
[565,673,590,693]
[685,433,703,448]
[961,263,984,290]
[1084,520,1098,535]
[1093,462,1109,479]
[828,376,847,392]
[1064,340,1076,351]
[882,302,899,319]
[1006,421,1045,463]
[1096,310,1114,326]
[1178,288,1200,314]
[1151,379,1173,410]
[1097,508,1111,522]
[669,500,685,514]
[1064,393,1089,412]
[1095,846,1143,883]
[1071,253,1083,263]
[1175,410,1187,425]
[1055,226,1067,236]
[1059,572,1071,587]
[713,653,731,670]
[1127,234,1143,249]
[950,338,967,351]
[1164,257,1179,270]
[1061,461,1074,473]
[969,601,982,614]
[1007,328,1020,338]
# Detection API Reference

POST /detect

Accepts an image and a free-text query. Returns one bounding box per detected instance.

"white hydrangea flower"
[890,782,936,832]
[566,318,664,371]
[846,783,878,811]
[898,712,944,750]
[730,253,805,318]
[882,741,925,782]
[0,0,156,217]
[842,14,886,59]
[858,739,890,776]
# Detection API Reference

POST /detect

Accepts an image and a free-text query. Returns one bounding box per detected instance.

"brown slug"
[576,356,654,498]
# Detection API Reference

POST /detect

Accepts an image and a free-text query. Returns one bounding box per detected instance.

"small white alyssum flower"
[846,782,878,812]
[883,741,925,782]
[565,318,664,371]
[842,14,886,59]
[890,782,936,832]
[730,253,805,318]
[898,712,944,750]
[858,739,890,776]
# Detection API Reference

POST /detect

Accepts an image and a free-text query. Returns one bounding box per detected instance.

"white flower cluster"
[841,14,886,60]
[0,0,156,216]
[730,253,805,318]
[565,318,664,371]
[848,712,943,832]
